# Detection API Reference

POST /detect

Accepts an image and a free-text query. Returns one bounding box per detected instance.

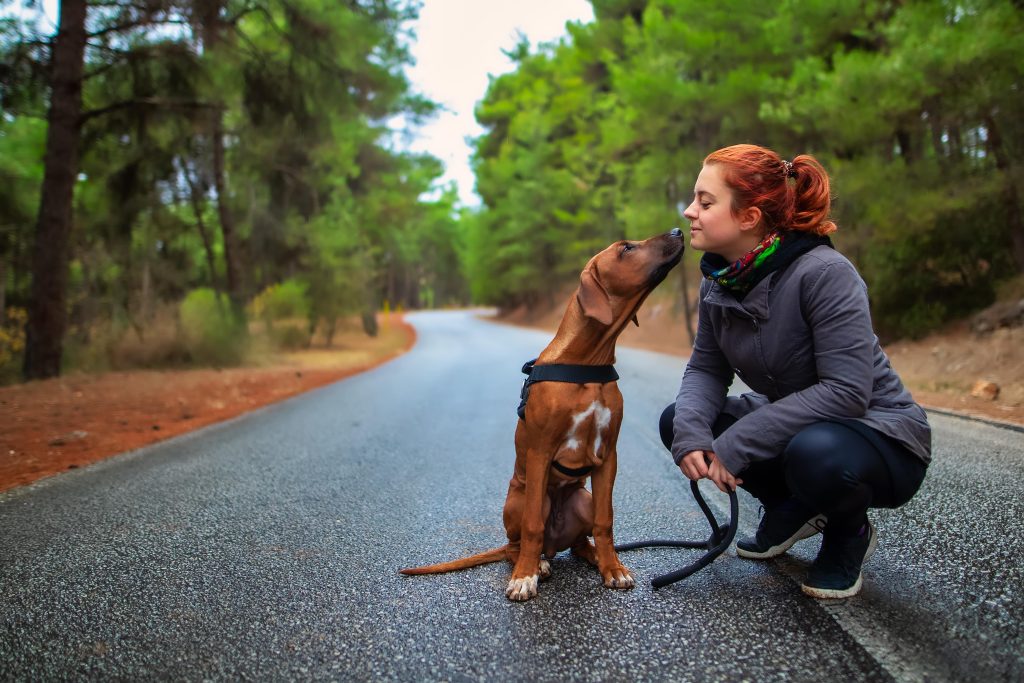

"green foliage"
[4,0,1022,368]
[1,0,467,377]
[249,278,312,349]
[179,288,246,366]
[467,0,1024,338]
[250,279,310,323]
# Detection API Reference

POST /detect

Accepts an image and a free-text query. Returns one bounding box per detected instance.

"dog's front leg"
[505,449,550,602]
[590,448,635,590]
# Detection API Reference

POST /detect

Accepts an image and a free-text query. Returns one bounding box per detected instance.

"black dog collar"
[516,358,619,422]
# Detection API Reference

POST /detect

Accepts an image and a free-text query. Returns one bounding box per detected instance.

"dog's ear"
[577,268,613,326]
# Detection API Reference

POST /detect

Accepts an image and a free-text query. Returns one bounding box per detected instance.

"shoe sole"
[801,573,863,599]
[801,522,878,599]
[736,514,828,560]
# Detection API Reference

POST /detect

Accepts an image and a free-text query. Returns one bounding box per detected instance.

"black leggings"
[659,404,927,535]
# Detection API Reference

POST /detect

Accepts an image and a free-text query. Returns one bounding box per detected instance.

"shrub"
[179,289,246,366]
[249,279,310,325]
[0,307,26,385]
[269,325,308,350]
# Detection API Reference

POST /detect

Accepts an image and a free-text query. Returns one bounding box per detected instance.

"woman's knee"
[659,403,675,450]
[783,423,862,493]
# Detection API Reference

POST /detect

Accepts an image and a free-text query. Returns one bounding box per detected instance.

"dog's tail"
[399,545,509,575]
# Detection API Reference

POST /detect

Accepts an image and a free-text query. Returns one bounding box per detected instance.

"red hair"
[704,144,837,236]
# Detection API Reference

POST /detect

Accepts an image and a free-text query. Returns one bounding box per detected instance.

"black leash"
[616,481,738,589]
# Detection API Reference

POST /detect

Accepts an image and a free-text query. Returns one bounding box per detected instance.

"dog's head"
[577,228,685,326]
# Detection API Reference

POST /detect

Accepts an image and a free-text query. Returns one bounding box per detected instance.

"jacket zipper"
[750,317,778,396]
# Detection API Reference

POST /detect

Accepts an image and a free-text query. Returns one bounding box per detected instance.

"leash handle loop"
[615,480,739,590]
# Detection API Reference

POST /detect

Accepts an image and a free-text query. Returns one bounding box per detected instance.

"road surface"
[2,310,1021,681]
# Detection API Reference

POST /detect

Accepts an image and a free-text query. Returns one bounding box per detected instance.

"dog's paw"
[602,567,635,590]
[505,575,539,601]
[538,559,552,582]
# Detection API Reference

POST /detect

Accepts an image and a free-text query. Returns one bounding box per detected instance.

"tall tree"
[22,0,87,380]
[193,0,244,318]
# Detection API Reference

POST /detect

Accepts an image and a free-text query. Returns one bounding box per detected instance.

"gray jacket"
[671,245,932,474]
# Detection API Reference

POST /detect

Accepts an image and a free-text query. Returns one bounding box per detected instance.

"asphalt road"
[2,310,1022,681]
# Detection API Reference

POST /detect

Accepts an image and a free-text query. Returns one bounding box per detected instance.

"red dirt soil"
[0,314,416,493]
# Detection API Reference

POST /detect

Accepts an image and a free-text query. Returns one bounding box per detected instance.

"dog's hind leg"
[571,538,598,567]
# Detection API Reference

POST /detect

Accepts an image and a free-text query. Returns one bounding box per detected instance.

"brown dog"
[400,229,684,600]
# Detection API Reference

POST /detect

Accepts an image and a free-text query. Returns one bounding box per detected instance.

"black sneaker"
[736,499,827,560]
[801,521,878,599]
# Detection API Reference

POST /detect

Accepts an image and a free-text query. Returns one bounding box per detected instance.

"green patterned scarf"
[699,230,832,297]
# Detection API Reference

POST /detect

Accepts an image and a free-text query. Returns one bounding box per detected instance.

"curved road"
[1,310,1021,681]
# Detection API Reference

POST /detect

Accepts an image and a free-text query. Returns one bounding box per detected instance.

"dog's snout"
[669,227,683,237]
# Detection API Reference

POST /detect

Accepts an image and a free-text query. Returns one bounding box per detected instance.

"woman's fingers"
[679,459,697,480]
[678,450,709,481]
[691,452,709,479]
[708,457,737,492]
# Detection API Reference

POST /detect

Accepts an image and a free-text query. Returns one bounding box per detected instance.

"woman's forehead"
[694,164,726,194]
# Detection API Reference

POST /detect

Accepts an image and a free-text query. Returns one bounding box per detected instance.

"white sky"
[25,0,594,207]
[400,0,594,206]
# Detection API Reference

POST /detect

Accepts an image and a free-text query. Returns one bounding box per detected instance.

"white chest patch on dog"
[565,400,613,457]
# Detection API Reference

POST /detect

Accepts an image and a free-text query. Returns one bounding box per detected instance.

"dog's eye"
[621,243,635,254]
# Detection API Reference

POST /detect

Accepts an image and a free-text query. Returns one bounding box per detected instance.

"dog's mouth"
[646,238,685,287]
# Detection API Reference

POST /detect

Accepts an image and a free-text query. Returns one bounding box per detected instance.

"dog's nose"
[670,227,683,237]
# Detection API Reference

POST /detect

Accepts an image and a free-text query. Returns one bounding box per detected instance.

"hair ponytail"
[790,155,837,236]
[704,145,837,236]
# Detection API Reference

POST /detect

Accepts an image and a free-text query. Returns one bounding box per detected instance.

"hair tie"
[782,160,797,178]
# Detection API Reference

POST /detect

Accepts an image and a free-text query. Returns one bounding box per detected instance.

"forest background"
[1,0,1022,386]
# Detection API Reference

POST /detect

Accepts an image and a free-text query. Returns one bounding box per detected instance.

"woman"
[659,144,930,599]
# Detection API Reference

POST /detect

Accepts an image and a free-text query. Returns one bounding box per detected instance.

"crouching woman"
[660,144,931,599]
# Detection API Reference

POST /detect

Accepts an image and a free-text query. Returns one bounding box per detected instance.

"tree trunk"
[985,114,1024,274]
[0,256,7,325]
[181,157,221,295]
[201,1,245,320]
[678,260,695,346]
[22,0,88,380]
[139,254,152,325]
[666,177,696,345]
[210,115,244,314]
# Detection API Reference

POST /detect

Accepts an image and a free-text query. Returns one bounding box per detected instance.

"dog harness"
[517,358,619,478]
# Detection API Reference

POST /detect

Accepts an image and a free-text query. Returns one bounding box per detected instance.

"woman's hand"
[707,452,743,493]
[678,450,710,481]
[679,450,743,492]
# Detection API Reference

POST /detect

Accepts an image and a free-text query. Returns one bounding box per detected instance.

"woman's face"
[682,164,759,261]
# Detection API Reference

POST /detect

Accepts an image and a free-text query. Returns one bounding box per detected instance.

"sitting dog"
[400,229,684,600]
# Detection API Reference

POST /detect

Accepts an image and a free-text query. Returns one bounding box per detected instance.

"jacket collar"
[703,273,773,319]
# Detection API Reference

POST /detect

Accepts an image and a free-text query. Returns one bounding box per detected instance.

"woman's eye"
[701,203,711,210]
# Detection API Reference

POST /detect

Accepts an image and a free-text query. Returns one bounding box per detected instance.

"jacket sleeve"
[670,280,733,464]
[711,260,875,474]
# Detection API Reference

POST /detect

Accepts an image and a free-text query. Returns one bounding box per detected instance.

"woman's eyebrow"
[696,189,716,201]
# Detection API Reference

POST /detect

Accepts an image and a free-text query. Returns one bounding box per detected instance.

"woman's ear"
[738,206,763,233]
